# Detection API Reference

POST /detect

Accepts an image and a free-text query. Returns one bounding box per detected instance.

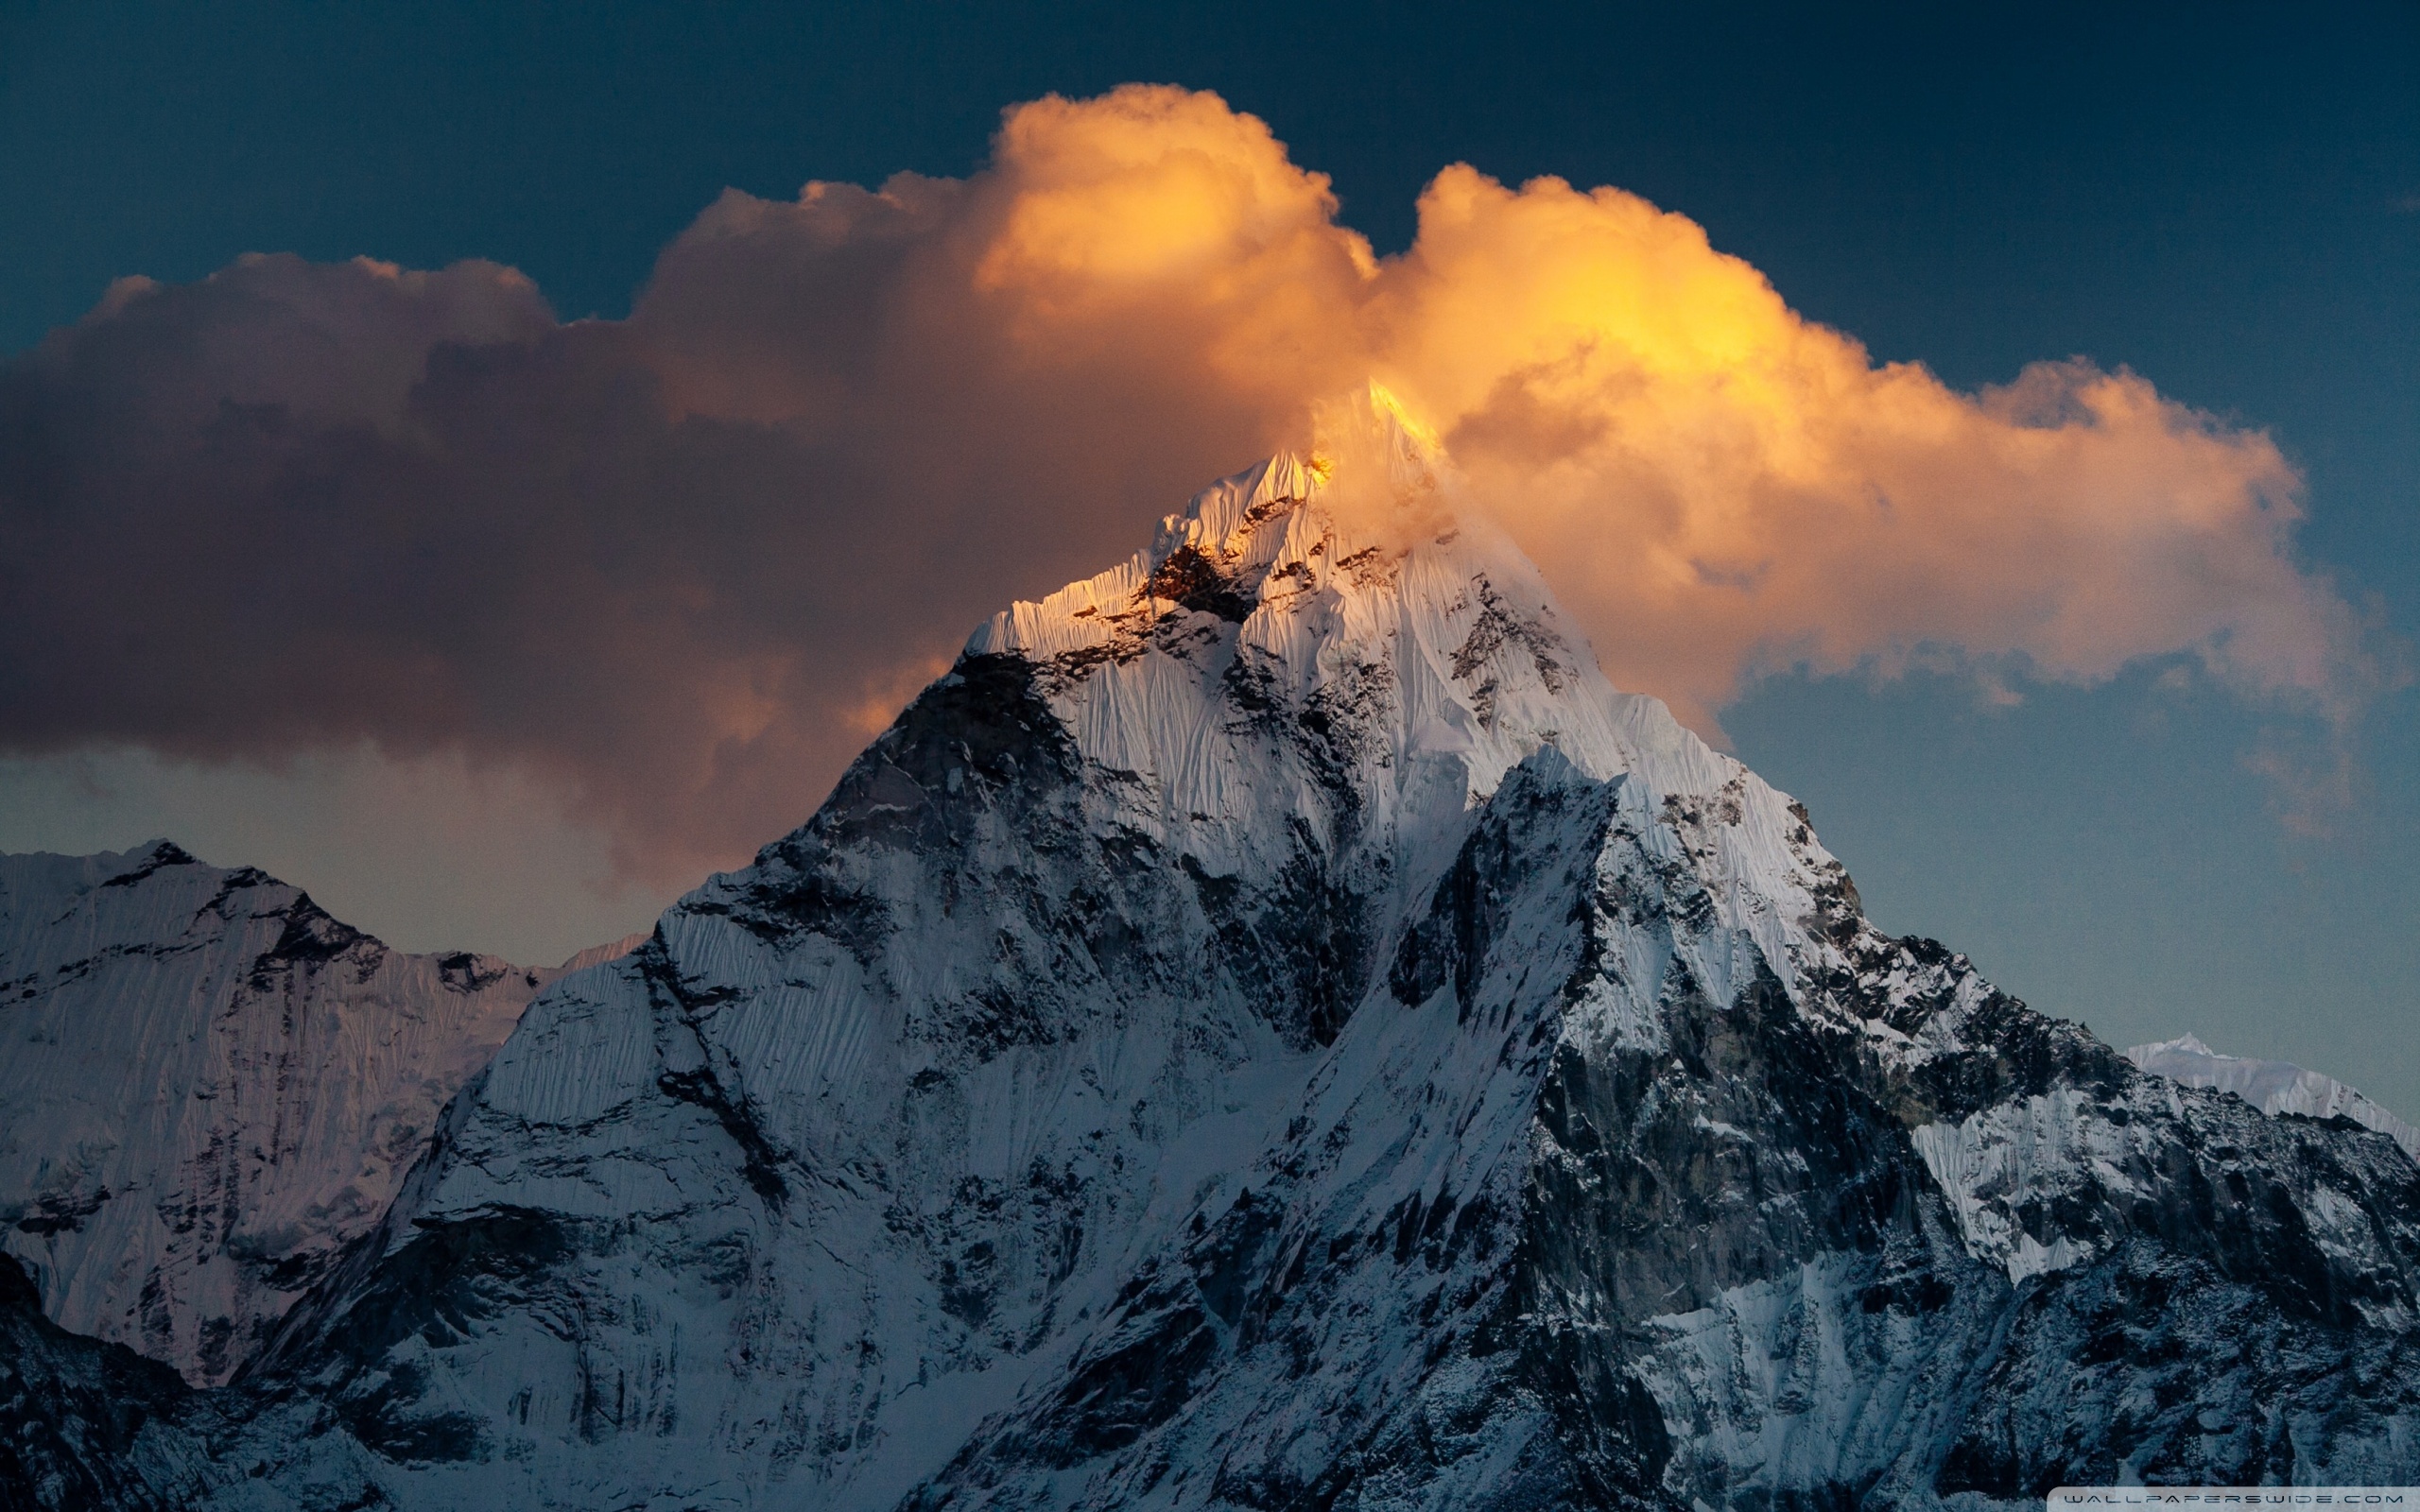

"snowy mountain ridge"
[4,421,2417,1508]
[0,841,629,1387]
[2127,1033,2420,1160]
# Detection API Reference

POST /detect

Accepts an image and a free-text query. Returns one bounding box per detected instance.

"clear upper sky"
[2,0,2415,1112]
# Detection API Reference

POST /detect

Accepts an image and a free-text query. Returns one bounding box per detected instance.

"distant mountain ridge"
[2,430,2415,1507]
[2128,1033,2420,1160]
[0,840,633,1387]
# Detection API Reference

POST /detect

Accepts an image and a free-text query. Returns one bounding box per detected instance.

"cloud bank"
[0,85,2372,879]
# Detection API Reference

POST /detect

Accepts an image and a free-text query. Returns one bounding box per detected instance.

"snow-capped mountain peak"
[965,428,1858,1029]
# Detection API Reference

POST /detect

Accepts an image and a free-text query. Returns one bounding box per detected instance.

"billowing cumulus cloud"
[1371,167,2368,736]
[0,85,2376,882]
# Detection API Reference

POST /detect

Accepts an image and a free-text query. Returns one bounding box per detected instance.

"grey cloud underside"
[6,458,2417,1509]
[0,242,1282,878]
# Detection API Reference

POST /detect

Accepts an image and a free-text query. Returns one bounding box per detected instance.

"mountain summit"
[7,442,2417,1509]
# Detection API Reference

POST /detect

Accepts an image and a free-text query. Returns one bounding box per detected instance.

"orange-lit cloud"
[0,85,2377,881]
[1368,167,2360,735]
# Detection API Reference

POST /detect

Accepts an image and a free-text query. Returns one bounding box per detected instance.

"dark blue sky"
[3,0,2417,1108]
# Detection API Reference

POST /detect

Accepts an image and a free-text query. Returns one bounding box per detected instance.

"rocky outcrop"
[0,1253,218,1511]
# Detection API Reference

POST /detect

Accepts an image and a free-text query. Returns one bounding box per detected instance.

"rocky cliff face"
[0,1252,224,1512]
[9,433,2417,1509]
[0,843,619,1387]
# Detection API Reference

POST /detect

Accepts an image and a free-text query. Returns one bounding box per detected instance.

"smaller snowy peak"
[1161,445,1329,562]
[966,448,1326,664]
[2127,1034,2419,1160]
[0,840,614,1385]
[965,386,1440,670]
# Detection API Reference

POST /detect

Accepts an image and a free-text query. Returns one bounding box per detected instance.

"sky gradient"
[2,0,2415,1113]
